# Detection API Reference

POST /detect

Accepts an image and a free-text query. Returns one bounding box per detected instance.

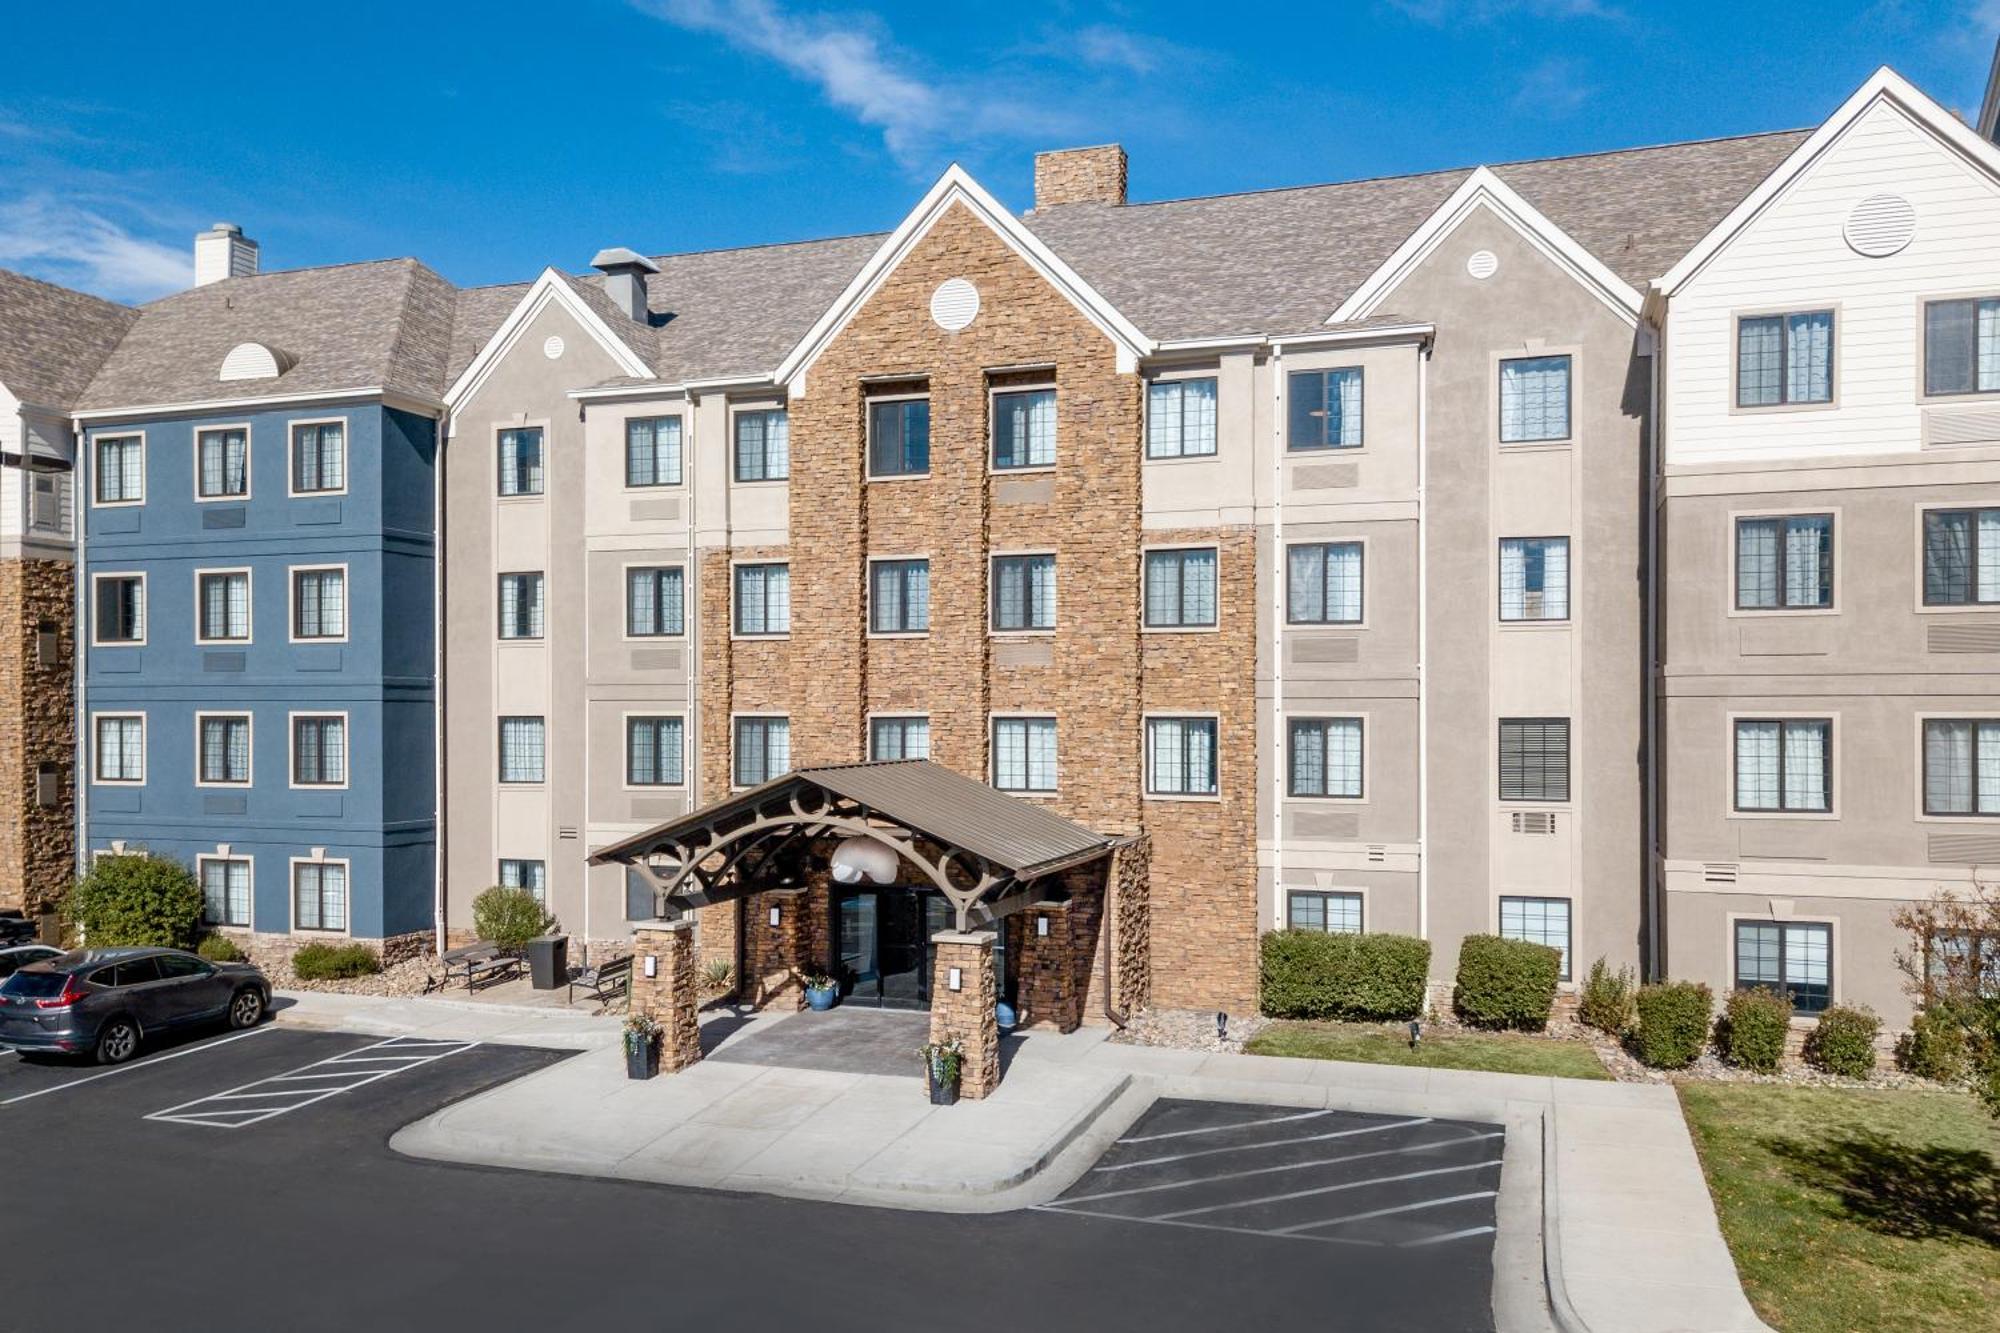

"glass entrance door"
[837,888,952,1009]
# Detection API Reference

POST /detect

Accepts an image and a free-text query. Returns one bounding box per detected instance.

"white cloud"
[1071,24,1169,76]
[1512,55,1597,117]
[1388,0,1616,24]
[0,193,191,301]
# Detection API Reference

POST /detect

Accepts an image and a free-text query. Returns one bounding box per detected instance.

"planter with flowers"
[624,1011,662,1080]
[919,1036,964,1105]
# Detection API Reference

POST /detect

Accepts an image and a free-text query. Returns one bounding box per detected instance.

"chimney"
[194,222,259,286]
[1032,144,1127,211]
[591,247,661,323]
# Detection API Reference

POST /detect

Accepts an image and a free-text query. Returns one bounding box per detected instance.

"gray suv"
[0,948,270,1064]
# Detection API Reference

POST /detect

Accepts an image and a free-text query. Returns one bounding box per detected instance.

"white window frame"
[91,711,146,786]
[193,566,254,646]
[989,549,1057,636]
[290,852,353,935]
[91,431,145,508]
[193,423,253,503]
[1144,712,1220,801]
[289,710,351,791]
[288,563,350,644]
[91,570,147,647]
[193,711,253,788]
[622,711,688,791]
[288,416,350,497]
[990,713,1058,795]
[195,851,255,930]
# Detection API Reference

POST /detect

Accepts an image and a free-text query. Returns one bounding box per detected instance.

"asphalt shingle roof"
[0,269,137,410]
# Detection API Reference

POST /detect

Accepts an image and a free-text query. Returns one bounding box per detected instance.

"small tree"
[472,885,557,953]
[1893,881,2000,1117]
[1579,957,1638,1035]
[67,854,204,949]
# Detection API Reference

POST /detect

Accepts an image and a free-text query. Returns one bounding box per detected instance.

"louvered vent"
[558,826,580,840]
[1928,623,2000,654]
[1510,811,1558,836]
[1367,844,1387,863]
[1291,636,1359,665]
[1922,405,2000,448]
[1292,463,1359,490]
[1929,832,2000,864]
[1843,193,1916,257]
[1702,863,1739,885]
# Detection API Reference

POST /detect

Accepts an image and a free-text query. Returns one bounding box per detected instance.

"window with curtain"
[294,862,348,932]
[869,558,930,634]
[1923,719,2000,816]
[1737,310,1834,407]
[992,388,1056,470]
[1144,548,1218,628]
[1499,718,1570,802]
[1734,920,1832,1014]
[1287,542,1363,624]
[993,717,1057,792]
[870,716,931,760]
[1287,368,1364,450]
[1146,717,1218,796]
[626,566,685,637]
[734,409,790,481]
[1734,718,1830,813]
[624,416,683,487]
[733,563,790,635]
[626,716,685,786]
[1500,897,1573,980]
[1499,537,1570,621]
[1288,890,1363,934]
[95,576,144,643]
[868,398,931,477]
[197,428,249,498]
[94,435,143,503]
[292,421,345,493]
[1923,297,2000,397]
[1499,355,1571,443]
[498,859,547,904]
[497,427,544,497]
[734,716,791,786]
[1147,378,1218,458]
[198,715,250,785]
[1735,514,1833,610]
[292,568,346,640]
[293,715,348,786]
[95,716,144,783]
[1922,508,2000,605]
[991,554,1056,632]
[201,858,251,926]
[197,572,250,641]
[498,716,544,784]
[498,572,544,640]
[1287,718,1363,798]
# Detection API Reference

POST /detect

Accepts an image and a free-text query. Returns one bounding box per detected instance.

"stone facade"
[1015,900,1081,1031]
[928,929,999,1098]
[0,558,73,918]
[1032,145,1128,210]
[744,886,810,1009]
[631,921,702,1072]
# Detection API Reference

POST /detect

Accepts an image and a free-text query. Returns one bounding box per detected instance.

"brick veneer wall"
[1032,146,1128,210]
[631,921,702,1071]
[0,559,73,917]
[929,930,999,1098]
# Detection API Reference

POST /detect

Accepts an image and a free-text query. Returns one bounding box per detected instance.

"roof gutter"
[567,374,774,403]
[72,386,444,423]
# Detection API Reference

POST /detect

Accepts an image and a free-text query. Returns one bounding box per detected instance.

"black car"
[0,948,270,1064]
[0,915,36,948]
[0,945,63,979]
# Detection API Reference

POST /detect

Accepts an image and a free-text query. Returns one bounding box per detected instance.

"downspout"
[1417,342,1430,943]
[1642,314,1663,981]
[432,408,449,957]
[1270,344,1285,941]
[70,417,88,895]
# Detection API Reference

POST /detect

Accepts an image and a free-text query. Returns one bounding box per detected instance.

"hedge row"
[1260,930,1430,1020]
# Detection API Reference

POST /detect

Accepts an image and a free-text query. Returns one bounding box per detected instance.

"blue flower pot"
[806,984,838,1011]
[996,1001,1018,1032]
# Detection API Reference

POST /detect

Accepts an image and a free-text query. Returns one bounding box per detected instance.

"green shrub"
[1804,1005,1880,1079]
[472,886,556,953]
[292,941,381,981]
[1634,981,1714,1069]
[1259,931,1430,1021]
[1719,987,1791,1072]
[1578,957,1637,1035]
[66,854,204,949]
[196,933,245,963]
[1452,934,1562,1030]
[1896,1004,1972,1084]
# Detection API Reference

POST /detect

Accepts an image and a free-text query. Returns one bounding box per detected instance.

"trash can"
[526,934,568,990]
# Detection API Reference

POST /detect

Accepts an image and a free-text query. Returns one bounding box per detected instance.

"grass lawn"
[1244,1020,1611,1080]
[1679,1083,2000,1333]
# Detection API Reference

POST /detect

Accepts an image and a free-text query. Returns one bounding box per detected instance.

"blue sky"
[2,0,1995,302]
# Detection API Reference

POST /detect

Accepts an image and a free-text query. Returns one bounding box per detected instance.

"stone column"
[1017,901,1082,1033]
[631,921,701,1073]
[749,887,811,1010]
[929,929,999,1099]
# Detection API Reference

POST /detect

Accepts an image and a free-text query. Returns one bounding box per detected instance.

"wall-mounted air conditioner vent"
[1510,811,1557,836]
[1702,863,1739,885]
[1366,844,1387,863]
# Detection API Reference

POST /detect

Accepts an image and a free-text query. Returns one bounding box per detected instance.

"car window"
[0,971,67,998]
[87,967,119,988]
[111,958,163,986]
[154,954,209,980]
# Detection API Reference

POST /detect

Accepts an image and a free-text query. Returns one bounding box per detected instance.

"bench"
[569,953,632,1006]
[434,943,521,993]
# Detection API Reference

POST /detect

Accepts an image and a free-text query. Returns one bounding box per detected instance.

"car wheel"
[227,987,265,1030]
[95,1018,140,1066]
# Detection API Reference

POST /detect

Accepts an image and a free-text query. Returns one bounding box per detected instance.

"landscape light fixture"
[1216,1011,1228,1042]
[1408,1020,1422,1049]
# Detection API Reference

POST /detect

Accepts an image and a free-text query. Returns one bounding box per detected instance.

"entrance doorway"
[836,888,952,1008]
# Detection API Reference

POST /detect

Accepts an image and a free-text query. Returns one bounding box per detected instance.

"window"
[1736,515,1832,610]
[94,435,143,503]
[498,859,547,904]
[95,715,144,784]
[734,409,790,482]
[734,716,790,787]
[626,716,685,786]
[1734,920,1832,1014]
[869,559,930,634]
[1923,719,2000,816]
[991,554,1055,632]
[1288,890,1362,934]
[1926,929,2000,998]
[1737,311,1834,407]
[94,575,144,644]
[498,573,544,640]
[733,563,790,635]
[625,867,658,921]
[1499,538,1570,621]
[1288,718,1363,798]
[292,568,346,640]
[1498,718,1570,803]
[1144,548,1218,629]
[293,715,348,787]
[1922,508,2000,606]
[1500,897,1573,980]
[868,398,930,477]
[992,388,1056,470]
[196,428,248,498]
[625,417,682,487]
[1287,542,1362,625]
[1733,718,1831,813]
[497,427,544,497]
[1147,378,1218,459]
[198,715,250,785]
[292,421,345,493]
[294,862,349,933]
[870,716,930,760]
[993,718,1057,793]
[200,858,250,927]
[196,571,250,642]
[1287,368,1363,450]
[498,716,544,784]
[1499,356,1572,443]
[1146,717,1217,796]
[1923,297,2000,397]
[626,566,685,637]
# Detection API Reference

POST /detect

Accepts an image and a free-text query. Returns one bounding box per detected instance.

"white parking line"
[144,1035,477,1129]
[1116,1107,1337,1145]
[1272,1190,1498,1236]
[1149,1160,1502,1222]
[1047,1129,1506,1207]
[0,1025,280,1106]
[1401,1225,1497,1248]
[1097,1117,1434,1172]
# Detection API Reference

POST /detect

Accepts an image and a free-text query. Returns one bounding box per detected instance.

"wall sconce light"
[948,967,964,992]
[769,905,782,927]
[1036,916,1050,937]
[644,955,659,979]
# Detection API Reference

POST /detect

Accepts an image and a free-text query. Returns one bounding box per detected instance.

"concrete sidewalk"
[273,989,622,1050]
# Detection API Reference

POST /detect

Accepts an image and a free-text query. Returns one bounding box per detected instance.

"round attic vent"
[930,278,980,332]
[1844,193,1916,257]
[1466,250,1499,280]
[543,335,566,360]
[218,341,293,382]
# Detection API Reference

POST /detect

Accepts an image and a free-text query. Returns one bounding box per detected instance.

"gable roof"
[0,269,137,411]
[442,266,655,409]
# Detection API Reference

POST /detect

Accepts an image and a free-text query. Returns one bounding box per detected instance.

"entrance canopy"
[589,760,1117,932]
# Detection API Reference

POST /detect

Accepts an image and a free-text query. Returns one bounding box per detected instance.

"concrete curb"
[1541,1109,1589,1333]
